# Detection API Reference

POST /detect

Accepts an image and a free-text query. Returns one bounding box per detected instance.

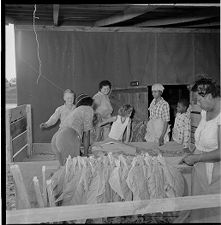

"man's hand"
[40,123,48,129]
[159,136,164,146]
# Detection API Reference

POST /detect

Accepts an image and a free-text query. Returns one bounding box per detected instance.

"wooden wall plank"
[10,117,27,139]
[12,131,27,156]
[32,143,52,154]
[6,194,221,224]
[6,110,13,163]
[111,87,148,121]
[26,105,33,157]
[15,25,220,33]
[13,145,28,162]
[10,105,27,123]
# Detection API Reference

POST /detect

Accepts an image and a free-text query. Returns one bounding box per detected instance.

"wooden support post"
[46,179,55,207]
[42,166,47,207]
[10,164,31,209]
[33,176,44,208]
[6,109,13,163]
[26,104,33,157]
[53,4,60,26]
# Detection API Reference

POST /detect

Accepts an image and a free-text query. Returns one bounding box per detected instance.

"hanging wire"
[33,4,42,84]
[31,5,64,92]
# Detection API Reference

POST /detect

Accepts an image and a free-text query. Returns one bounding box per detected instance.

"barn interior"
[5,3,221,224]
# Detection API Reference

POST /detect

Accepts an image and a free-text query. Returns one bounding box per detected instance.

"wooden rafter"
[135,15,218,27]
[53,4,59,26]
[182,21,220,28]
[94,5,158,27]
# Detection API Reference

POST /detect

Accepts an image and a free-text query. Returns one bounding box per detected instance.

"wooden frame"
[6,104,33,162]
[6,104,220,223]
[6,193,221,224]
[14,25,219,33]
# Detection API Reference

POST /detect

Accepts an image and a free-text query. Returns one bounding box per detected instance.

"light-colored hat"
[152,83,164,92]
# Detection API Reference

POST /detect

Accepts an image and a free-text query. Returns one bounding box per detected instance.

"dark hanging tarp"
[15,29,220,142]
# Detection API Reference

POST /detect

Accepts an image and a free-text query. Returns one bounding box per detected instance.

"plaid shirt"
[172,112,191,148]
[149,97,170,122]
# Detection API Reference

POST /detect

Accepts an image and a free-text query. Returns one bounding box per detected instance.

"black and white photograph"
[4,3,221,224]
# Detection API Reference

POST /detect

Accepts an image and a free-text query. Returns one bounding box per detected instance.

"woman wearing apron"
[145,83,170,147]
[180,77,221,223]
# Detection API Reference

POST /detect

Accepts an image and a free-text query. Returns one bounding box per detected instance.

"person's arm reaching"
[98,116,117,127]
[181,125,221,165]
[40,107,61,129]
[125,119,131,143]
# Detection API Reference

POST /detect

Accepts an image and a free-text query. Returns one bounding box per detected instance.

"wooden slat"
[12,130,27,156]
[10,164,31,209]
[112,86,147,93]
[33,176,45,208]
[10,105,27,123]
[94,5,157,27]
[13,145,28,162]
[136,16,217,27]
[32,143,52,154]
[26,105,33,157]
[6,194,221,224]
[14,25,220,33]
[6,110,13,163]
[10,117,27,139]
[13,144,28,159]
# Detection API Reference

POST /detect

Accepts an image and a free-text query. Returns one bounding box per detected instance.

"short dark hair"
[76,97,93,107]
[76,94,93,107]
[191,76,220,98]
[99,80,112,90]
[178,98,189,108]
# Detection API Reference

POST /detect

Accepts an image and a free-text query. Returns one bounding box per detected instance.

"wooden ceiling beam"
[181,21,220,28]
[135,15,218,27]
[53,4,60,26]
[94,5,158,27]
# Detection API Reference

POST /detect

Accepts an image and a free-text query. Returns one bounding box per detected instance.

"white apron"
[144,118,170,145]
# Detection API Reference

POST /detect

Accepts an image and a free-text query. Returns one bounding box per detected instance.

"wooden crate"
[6,104,33,163]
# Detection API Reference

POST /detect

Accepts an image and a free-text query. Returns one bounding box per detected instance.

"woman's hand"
[40,123,48,129]
[180,154,198,166]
